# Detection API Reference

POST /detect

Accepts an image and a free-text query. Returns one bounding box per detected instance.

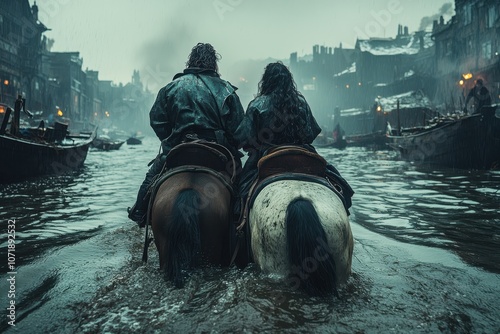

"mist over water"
[0,139,498,333]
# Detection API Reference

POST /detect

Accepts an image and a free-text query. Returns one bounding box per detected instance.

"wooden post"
[10,95,24,136]
[397,99,401,135]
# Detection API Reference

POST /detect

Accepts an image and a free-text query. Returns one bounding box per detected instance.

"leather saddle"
[165,139,237,182]
[257,145,327,179]
[237,146,331,232]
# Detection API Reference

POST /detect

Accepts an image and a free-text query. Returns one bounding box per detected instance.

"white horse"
[249,178,353,295]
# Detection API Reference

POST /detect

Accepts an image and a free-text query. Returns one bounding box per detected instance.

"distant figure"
[464,79,491,114]
[127,43,245,227]
[234,61,354,217]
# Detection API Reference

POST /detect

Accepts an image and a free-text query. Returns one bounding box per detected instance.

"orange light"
[462,73,473,80]
[57,109,63,117]
[0,106,5,114]
[376,105,382,112]
[459,80,464,86]
[3,80,9,85]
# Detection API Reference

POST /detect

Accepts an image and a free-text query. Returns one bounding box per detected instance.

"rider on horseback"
[234,61,354,218]
[128,43,245,227]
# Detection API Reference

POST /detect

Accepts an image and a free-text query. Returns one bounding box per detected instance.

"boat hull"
[388,110,500,169]
[0,134,94,183]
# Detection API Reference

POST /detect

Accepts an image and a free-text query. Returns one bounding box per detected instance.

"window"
[482,41,492,59]
[487,6,497,28]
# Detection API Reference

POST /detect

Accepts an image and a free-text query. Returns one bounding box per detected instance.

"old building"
[432,0,499,110]
[0,0,47,107]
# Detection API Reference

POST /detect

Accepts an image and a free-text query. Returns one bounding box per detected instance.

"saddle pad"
[166,141,229,174]
[257,146,327,179]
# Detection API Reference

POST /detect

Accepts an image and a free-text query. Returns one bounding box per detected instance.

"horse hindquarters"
[163,189,201,287]
[250,180,353,295]
[286,198,337,295]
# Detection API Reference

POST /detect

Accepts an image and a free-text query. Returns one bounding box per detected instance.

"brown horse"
[149,141,236,287]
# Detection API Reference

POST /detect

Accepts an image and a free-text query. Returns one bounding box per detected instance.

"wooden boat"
[0,128,96,183]
[387,106,500,169]
[315,137,347,149]
[335,91,439,149]
[92,136,125,151]
[345,131,388,149]
[0,98,97,183]
[126,136,142,145]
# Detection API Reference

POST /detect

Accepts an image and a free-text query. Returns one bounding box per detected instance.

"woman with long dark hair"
[235,61,353,221]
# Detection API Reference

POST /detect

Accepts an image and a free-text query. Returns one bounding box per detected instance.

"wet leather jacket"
[150,68,244,156]
[235,94,321,153]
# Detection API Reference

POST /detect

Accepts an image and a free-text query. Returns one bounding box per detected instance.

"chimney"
[433,20,438,31]
[404,26,409,36]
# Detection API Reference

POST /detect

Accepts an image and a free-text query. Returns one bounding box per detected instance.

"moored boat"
[387,106,500,169]
[0,129,96,183]
[0,99,97,183]
[92,136,125,150]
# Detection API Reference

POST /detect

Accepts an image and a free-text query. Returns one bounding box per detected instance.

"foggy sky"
[34,0,454,100]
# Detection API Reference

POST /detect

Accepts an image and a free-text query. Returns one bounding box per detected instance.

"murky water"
[1,138,499,333]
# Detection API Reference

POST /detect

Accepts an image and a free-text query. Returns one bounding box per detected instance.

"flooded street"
[1,137,499,333]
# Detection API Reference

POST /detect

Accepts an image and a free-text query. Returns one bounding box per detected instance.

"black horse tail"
[164,189,201,288]
[286,198,338,296]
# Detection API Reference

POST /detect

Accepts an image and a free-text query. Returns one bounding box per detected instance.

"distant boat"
[126,136,142,145]
[314,124,347,149]
[345,131,388,149]
[387,106,500,169]
[335,91,439,149]
[92,136,125,151]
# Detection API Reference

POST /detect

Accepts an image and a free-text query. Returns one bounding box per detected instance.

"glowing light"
[376,105,382,112]
[312,76,316,81]
[462,73,473,80]
[358,82,362,86]
[346,84,350,89]
[57,109,63,117]
[0,106,5,114]
[459,80,464,86]
[3,80,9,85]
[105,111,110,117]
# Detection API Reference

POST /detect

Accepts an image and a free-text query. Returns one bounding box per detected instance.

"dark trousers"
[132,154,166,215]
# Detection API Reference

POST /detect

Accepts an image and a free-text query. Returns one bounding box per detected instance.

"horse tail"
[286,198,338,296]
[164,189,201,288]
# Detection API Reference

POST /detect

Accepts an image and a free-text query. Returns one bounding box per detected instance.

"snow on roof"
[357,32,433,56]
[339,108,370,116]
[378,90,433,111]
[334,62,356,77]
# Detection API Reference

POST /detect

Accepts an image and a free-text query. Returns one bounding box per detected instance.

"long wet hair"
[186,43,221,72]
[257,61,306,144]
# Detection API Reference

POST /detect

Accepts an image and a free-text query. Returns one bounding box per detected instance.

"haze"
[34,0,453,106]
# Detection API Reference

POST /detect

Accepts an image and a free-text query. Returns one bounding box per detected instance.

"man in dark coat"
[128,43,245,227]
[234,62,354,216]
[464,79,492,114]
